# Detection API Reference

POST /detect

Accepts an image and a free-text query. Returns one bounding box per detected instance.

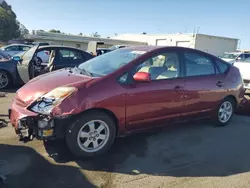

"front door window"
[135,52,180,80]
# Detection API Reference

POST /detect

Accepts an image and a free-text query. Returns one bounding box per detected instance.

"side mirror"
[133,72,151,82]
[12,56,21,61]
[236,57,241,61]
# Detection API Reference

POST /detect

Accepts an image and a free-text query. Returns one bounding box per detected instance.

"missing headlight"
[38,119,54,129]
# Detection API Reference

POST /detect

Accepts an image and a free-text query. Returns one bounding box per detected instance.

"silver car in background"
[1,44,49,63]
[0,49,11,60]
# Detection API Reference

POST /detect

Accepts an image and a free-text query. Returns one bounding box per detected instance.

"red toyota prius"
[9,46,244,157]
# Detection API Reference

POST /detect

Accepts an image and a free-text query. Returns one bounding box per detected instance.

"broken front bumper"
[9,102,71,140]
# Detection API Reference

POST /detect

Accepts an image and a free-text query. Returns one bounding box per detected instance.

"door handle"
[216,81,224,87]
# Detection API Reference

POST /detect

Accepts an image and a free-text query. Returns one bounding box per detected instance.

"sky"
[6,0,250,48]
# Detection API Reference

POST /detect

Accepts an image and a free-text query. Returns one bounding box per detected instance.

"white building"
[27,31,146,50]
[113,33,239,56]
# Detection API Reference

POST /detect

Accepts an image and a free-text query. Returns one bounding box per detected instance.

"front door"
[16,45,39,83]
[125,50,186,131]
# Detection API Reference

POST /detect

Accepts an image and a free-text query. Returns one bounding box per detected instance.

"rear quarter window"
[215,59,229,74]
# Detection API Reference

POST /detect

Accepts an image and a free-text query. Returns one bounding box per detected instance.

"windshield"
[240,57,250,63]
[222,53,238,59]
[78,48,146,76]
[0,49,11,59]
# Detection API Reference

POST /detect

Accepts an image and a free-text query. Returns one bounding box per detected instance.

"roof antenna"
[192,28,196,37]
[196,27,200,34]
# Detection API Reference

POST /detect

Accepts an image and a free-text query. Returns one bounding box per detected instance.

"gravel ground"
[1,89,250,188]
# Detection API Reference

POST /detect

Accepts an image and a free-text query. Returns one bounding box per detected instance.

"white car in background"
[1,44,49,63]
[221,52,250,64]
[233,57,250,90]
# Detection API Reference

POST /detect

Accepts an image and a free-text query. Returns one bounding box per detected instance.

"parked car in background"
[0,57,19,89]
[32,42,50,46]
[220,52,250,64]
[96,48,112,56]
[233,57,250,90]
[1,44,50,63]
[109,45,128,51]
[9,46,244,157]
[1,44,31,57]
[0,45,93,89]
[13,45,93,84]
[0,49,11,60]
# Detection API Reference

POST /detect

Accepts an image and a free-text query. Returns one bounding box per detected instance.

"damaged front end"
[15,115,71,141]
[11,86,77,141]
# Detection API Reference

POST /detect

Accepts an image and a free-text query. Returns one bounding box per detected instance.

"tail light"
[45,51,49,55]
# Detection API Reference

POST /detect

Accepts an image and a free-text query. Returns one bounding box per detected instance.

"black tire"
[213,97,235,127]
[66,111,116,157]
[0,70,11,89]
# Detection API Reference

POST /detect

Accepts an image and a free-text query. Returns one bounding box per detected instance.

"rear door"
[54,49,85,70]
[181,49,226,117]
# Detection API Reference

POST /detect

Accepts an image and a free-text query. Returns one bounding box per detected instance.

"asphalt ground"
[1,89,250,188]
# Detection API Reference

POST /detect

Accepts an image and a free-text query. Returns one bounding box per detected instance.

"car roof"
[124,45,201,52]
[97,48,111,50]
[37,45,83,51]
[4,44,31,47]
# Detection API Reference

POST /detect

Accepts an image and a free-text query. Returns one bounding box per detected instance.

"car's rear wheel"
[0,70,11,89]
[66,111,116,157]
[214,97,235,126]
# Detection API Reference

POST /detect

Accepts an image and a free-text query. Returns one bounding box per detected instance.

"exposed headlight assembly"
[30,87,77,114]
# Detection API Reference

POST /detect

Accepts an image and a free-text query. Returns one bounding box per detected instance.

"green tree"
[49,29,61,33]
[79,32,83,35]
[18,22,29,38]
[0,0,20,41]
[91,32,101,37]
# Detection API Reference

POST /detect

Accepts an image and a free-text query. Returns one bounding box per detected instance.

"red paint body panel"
[9,46,245,137]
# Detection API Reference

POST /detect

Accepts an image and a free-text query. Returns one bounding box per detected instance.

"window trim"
[181,49,218,78]
[214,57,230,75]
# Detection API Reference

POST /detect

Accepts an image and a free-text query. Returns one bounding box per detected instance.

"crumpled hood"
[16,69,94,105]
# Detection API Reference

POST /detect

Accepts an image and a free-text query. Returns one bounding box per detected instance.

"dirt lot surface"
[1,89,250,188]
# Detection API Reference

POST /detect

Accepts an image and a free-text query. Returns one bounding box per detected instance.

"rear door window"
[215,59,229,74]
[59,49,85,61]
[183,51,216,77]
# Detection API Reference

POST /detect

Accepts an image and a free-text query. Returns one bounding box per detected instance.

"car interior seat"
[138,55,179,80]
[46,50,56,72]
[156,56,178,79]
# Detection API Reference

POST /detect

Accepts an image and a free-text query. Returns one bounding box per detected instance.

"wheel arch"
[76,108,119,134]
[224,95,237,108]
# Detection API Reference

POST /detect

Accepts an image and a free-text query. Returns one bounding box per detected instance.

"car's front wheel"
[66,111,116,157]
[214,97,235,126]
[0,70,11,89]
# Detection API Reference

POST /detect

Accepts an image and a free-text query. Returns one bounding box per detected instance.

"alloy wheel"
[0,72,8,89]
[77,120,110,153]
[218,101,233,123]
